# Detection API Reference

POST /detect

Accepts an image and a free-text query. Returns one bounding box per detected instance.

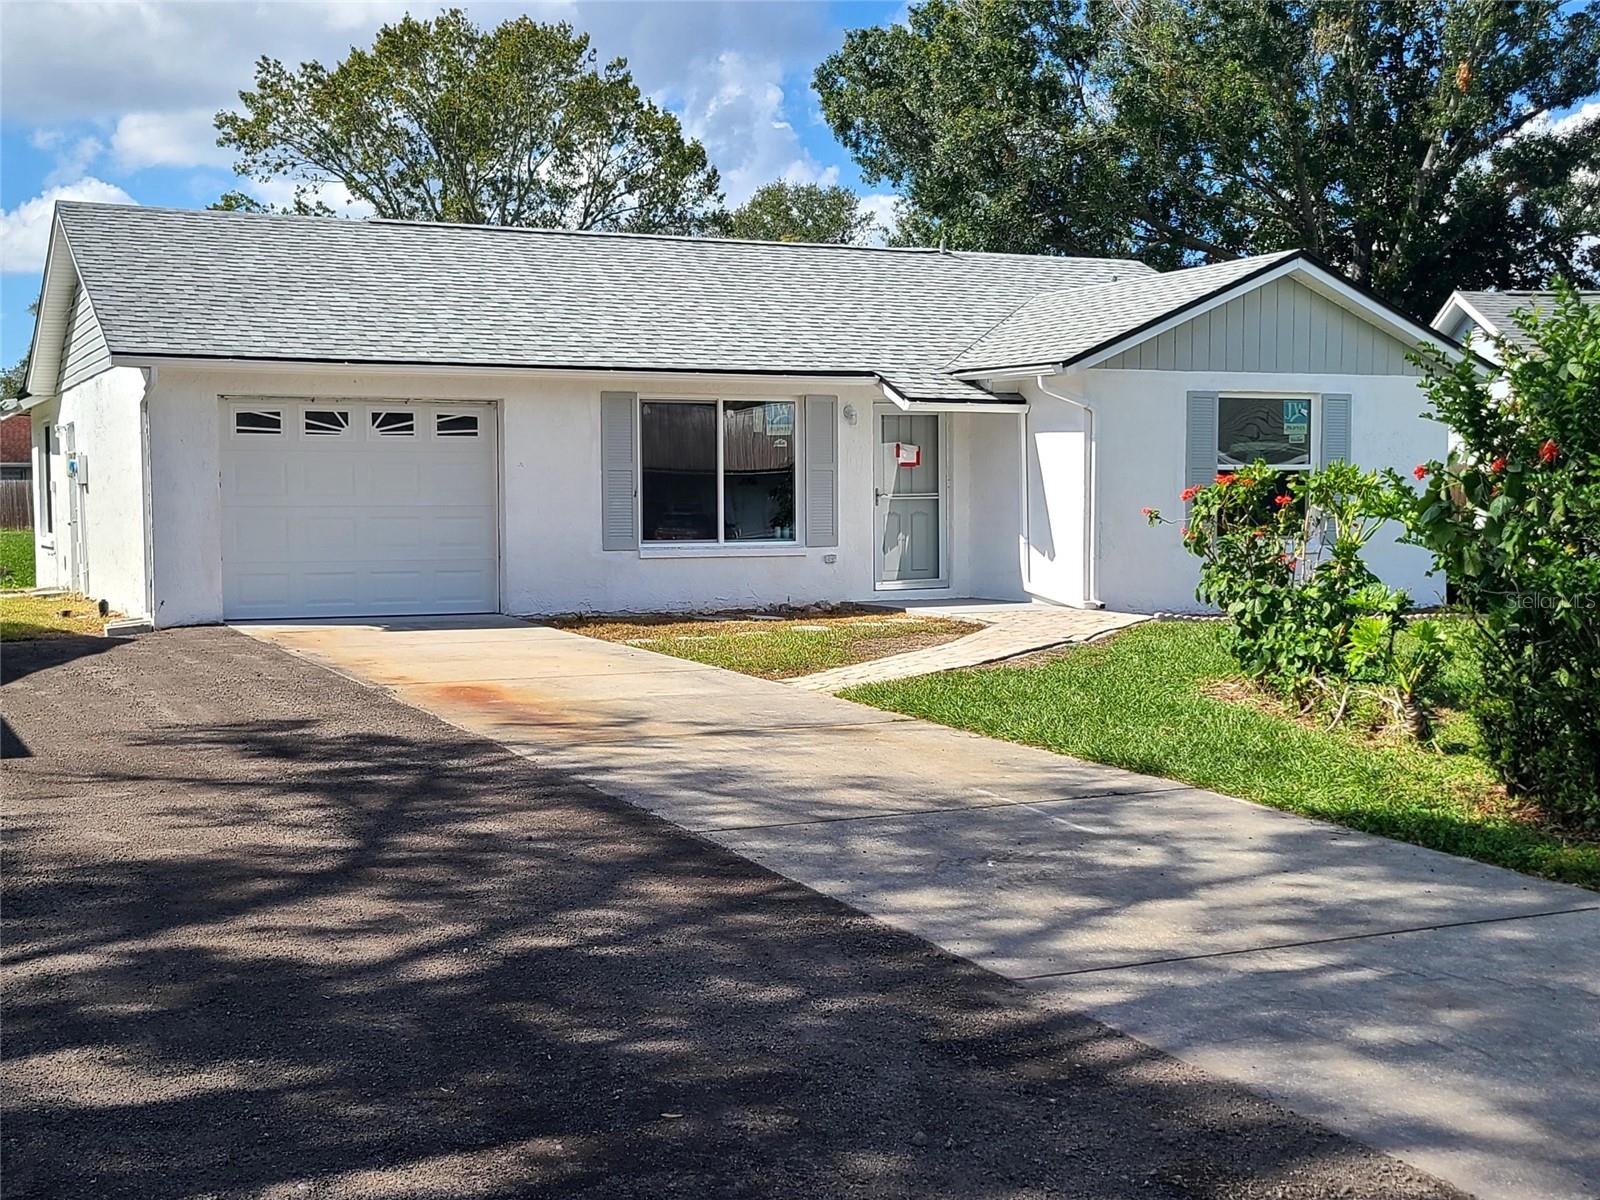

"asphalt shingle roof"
[1451,290,1600,349]
[945,251,1300,373]
[56,202,1157,402]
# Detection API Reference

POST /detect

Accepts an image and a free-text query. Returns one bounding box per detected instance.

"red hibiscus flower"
[1273,493,1293,508]
[1490,456,1507,475]
[1540,439,1560,465]
[1413,464,1428,480]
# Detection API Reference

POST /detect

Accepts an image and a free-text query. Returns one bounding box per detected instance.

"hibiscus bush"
[1146,462,1438,723]
[1396,283,1600,828]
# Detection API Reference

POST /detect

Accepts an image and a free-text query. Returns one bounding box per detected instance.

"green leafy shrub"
[1397,283,1600,828]
[1146,461,1444,726]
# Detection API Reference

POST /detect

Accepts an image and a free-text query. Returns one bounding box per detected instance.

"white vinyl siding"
[1098,278,1421,375]
[58,281,113,393]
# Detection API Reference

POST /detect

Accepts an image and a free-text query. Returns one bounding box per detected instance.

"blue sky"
[0,1,904,365]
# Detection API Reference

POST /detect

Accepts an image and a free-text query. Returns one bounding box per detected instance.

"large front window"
[640,399,797,543]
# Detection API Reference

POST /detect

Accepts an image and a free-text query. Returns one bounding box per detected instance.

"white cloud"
[1,180,136,273]
[111,109,233,172]
[677,52,837,205]
[31,132,107,187]
[243,177,375,220]
[858,193,900,242]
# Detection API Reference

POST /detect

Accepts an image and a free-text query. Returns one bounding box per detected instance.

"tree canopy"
[815,0,1600,313]
[215,9,723,233]
[718,181,881,243]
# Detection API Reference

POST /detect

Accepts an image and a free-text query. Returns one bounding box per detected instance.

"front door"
[875,411,944,587]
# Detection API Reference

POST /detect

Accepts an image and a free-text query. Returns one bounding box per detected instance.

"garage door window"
[234,409,282,435]
[436,413,480,437]
[304,409,350,436]
[371,410,415,437]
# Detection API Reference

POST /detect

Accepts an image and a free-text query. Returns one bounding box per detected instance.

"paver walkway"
[242,617,1600,1200]
[790,599,1148,690]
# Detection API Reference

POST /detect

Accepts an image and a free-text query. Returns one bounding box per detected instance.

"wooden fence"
[0,480,34,530]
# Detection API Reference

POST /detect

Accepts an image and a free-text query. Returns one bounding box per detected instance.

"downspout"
[139,365,158,625]
[1034,373,1102,609]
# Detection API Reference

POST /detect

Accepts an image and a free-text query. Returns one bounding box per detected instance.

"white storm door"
[875,410,946,587]
[221,400,499,619]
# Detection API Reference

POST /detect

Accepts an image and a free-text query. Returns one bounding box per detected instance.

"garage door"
[221,399,498,619]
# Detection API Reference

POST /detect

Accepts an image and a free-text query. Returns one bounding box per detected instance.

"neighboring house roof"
[946,252,1299,373]
[40,202,1156,404]
[1432,289,1600,353]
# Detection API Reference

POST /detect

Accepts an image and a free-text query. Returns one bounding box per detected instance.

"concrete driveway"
[244,615,1600,1200]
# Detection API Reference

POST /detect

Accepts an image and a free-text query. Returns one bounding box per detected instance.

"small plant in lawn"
[1146,461,1445,734]
[1395,281,1600,829]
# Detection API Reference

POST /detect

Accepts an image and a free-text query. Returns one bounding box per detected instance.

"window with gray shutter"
[1320,393,1352,466]
[804,394,838,547]
[1185,391,1219,492]
[600,391,638,550]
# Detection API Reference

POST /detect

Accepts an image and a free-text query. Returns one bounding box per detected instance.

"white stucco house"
[20,201,1465,626]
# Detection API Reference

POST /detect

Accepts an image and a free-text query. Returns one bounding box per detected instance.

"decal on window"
[370,410,416,436]
[436,413,479,437]
[304,409,350,436]
[235,410,282,435]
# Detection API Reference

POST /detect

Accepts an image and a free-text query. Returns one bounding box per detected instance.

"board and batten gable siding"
[1097,277,1422,375]
[57,279,113,393]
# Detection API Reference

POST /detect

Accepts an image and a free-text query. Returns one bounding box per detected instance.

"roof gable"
[948,252,1462,377]
[1098,275,1421,375]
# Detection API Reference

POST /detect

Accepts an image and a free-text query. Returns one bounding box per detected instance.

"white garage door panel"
[221,400,499,619]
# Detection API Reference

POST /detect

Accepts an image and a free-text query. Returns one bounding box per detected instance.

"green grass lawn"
[555,610,980,679]
[0,592,107,640]
[0,528,34,590]
[844,620,1598,889]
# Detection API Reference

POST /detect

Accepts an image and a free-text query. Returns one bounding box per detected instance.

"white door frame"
[873,404,950,590]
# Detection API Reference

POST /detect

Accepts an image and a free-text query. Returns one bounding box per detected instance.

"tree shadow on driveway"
[1,629,1461,1199]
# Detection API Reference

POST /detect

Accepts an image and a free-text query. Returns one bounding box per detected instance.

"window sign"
[1283,399,1310,447]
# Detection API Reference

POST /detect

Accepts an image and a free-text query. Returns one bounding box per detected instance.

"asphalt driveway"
[0,627,1461,1200]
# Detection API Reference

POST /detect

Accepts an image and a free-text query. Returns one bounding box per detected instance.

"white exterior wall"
[30,365,151,618]
[1013,379,1090,606]
[1078,368,1446,613]
[143,363,1017,624]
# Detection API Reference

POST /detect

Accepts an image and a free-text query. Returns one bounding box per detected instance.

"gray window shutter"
[600,391,638,551]
[1185,391,1219,491]
[1320,393,1352,466]
[804,394,838,547]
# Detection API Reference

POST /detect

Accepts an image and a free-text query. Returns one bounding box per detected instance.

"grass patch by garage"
[554,608,980,680]
[0,529,34,590]
[843,620,1598,889]
[1,592,109,641]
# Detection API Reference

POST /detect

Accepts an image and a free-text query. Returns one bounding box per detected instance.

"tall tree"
[816,0,1600,314]
[216,9,723,233]
[720,181,881,243]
